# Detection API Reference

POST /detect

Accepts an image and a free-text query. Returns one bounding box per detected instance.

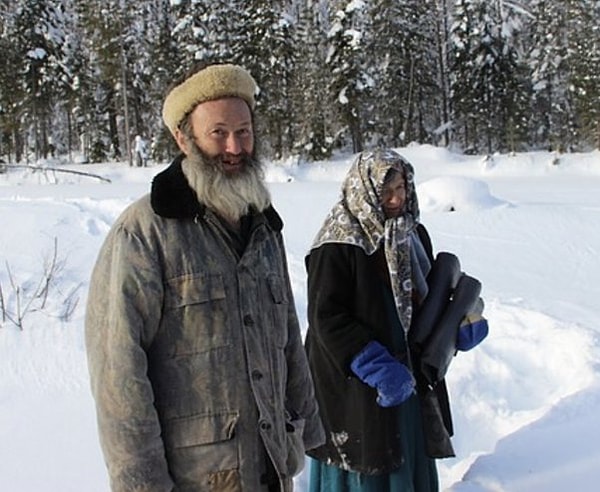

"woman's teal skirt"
[308,395,438,492]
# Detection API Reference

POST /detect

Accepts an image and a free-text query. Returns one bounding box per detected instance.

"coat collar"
[150,154,283,232]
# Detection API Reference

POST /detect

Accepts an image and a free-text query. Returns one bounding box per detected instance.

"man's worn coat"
[86,156,324,492]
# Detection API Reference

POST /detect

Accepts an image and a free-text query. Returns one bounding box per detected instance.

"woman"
[305,149,455,491]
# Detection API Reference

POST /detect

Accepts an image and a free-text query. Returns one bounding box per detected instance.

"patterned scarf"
[311,149,423,333]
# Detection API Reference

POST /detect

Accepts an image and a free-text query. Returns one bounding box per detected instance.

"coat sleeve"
[278,235,325,451]
[306,244,373,377]
[85,223,173,492]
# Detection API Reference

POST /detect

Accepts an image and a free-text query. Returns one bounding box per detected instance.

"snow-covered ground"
[1,145,599,491]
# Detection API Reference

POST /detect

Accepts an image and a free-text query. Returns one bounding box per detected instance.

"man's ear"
[174,129,189,155]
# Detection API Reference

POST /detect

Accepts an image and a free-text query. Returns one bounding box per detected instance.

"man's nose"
[225,133,242,155]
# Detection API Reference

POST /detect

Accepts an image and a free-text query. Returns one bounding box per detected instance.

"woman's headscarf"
[311,149,429,333]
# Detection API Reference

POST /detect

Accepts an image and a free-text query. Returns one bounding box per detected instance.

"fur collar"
[150,154,283,232]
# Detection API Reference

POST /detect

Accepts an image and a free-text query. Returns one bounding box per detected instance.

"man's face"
[176,97,254,175]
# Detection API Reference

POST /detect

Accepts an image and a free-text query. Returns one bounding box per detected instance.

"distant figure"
[133,134,148,167]
[305,149,488,492]
[86,62,324,491]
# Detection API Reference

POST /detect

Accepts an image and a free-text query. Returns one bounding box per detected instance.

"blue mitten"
[456,313,489,351]
[350,341,415,407]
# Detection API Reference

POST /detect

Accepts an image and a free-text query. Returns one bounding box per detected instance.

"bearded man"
[85,62,324,492]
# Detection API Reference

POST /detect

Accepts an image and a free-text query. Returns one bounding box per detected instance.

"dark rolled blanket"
[420,273,482,385]
[409,252,461,350]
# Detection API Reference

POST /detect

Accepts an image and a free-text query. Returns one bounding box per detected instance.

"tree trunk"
[435,0,451,147]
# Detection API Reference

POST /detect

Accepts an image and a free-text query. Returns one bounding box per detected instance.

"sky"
[1,144,599,491]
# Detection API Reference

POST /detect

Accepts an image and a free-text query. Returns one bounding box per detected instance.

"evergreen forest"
[1,0,599,165]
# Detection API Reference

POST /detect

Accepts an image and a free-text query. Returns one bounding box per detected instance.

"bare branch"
[38,237,62,309]
[4,165,111,183]
[0,237,72,331]
[0,280,6,324]
[60,284,82,322]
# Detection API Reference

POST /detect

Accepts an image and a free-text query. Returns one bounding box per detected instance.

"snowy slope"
[1,145,599,491]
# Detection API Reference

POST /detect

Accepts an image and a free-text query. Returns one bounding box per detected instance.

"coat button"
[243,314,254,326]
[260,420,272,431]
[251,370,263,381]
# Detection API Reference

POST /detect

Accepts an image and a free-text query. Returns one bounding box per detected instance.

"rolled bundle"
[409,252,461,351]
[420,274,482,385]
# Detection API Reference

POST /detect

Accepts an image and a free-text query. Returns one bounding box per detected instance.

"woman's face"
[381,171,407,219]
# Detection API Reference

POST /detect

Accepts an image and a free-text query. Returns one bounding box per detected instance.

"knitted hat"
[162,63,257,135]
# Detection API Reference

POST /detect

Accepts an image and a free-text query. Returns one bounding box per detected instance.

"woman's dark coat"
[304,224,454,475]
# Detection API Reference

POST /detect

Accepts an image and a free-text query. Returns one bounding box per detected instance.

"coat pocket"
[285,416,306,478]
[207,468,242,492]
[266,274,289,348]
[164,412,241,489]
[164,272,226,308]
[163,273,230,355]
[165,411,238,448]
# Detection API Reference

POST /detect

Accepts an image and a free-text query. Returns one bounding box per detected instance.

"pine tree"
[0,2,25,161]
[169,0,230,65]
[325,0,371,153]
[292,0,335,161]
[75,0,126,161]
[569,0,600,150]
[119,2,178,164]
[449,0,479,151]
[235,1,298,159]
[431,0,454,147]
[366,0,439,147]
[10,0,70,161]
[450,0,530,153]
[526,0,576,152]
[146,0,183,161]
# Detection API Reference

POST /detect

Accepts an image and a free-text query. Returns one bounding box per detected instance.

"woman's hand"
[350,341,416,407]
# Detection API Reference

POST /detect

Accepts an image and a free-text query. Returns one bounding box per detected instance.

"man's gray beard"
[181,143,271,223]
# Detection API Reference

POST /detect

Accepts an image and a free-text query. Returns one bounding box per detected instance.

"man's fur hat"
[162,64,257,135]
